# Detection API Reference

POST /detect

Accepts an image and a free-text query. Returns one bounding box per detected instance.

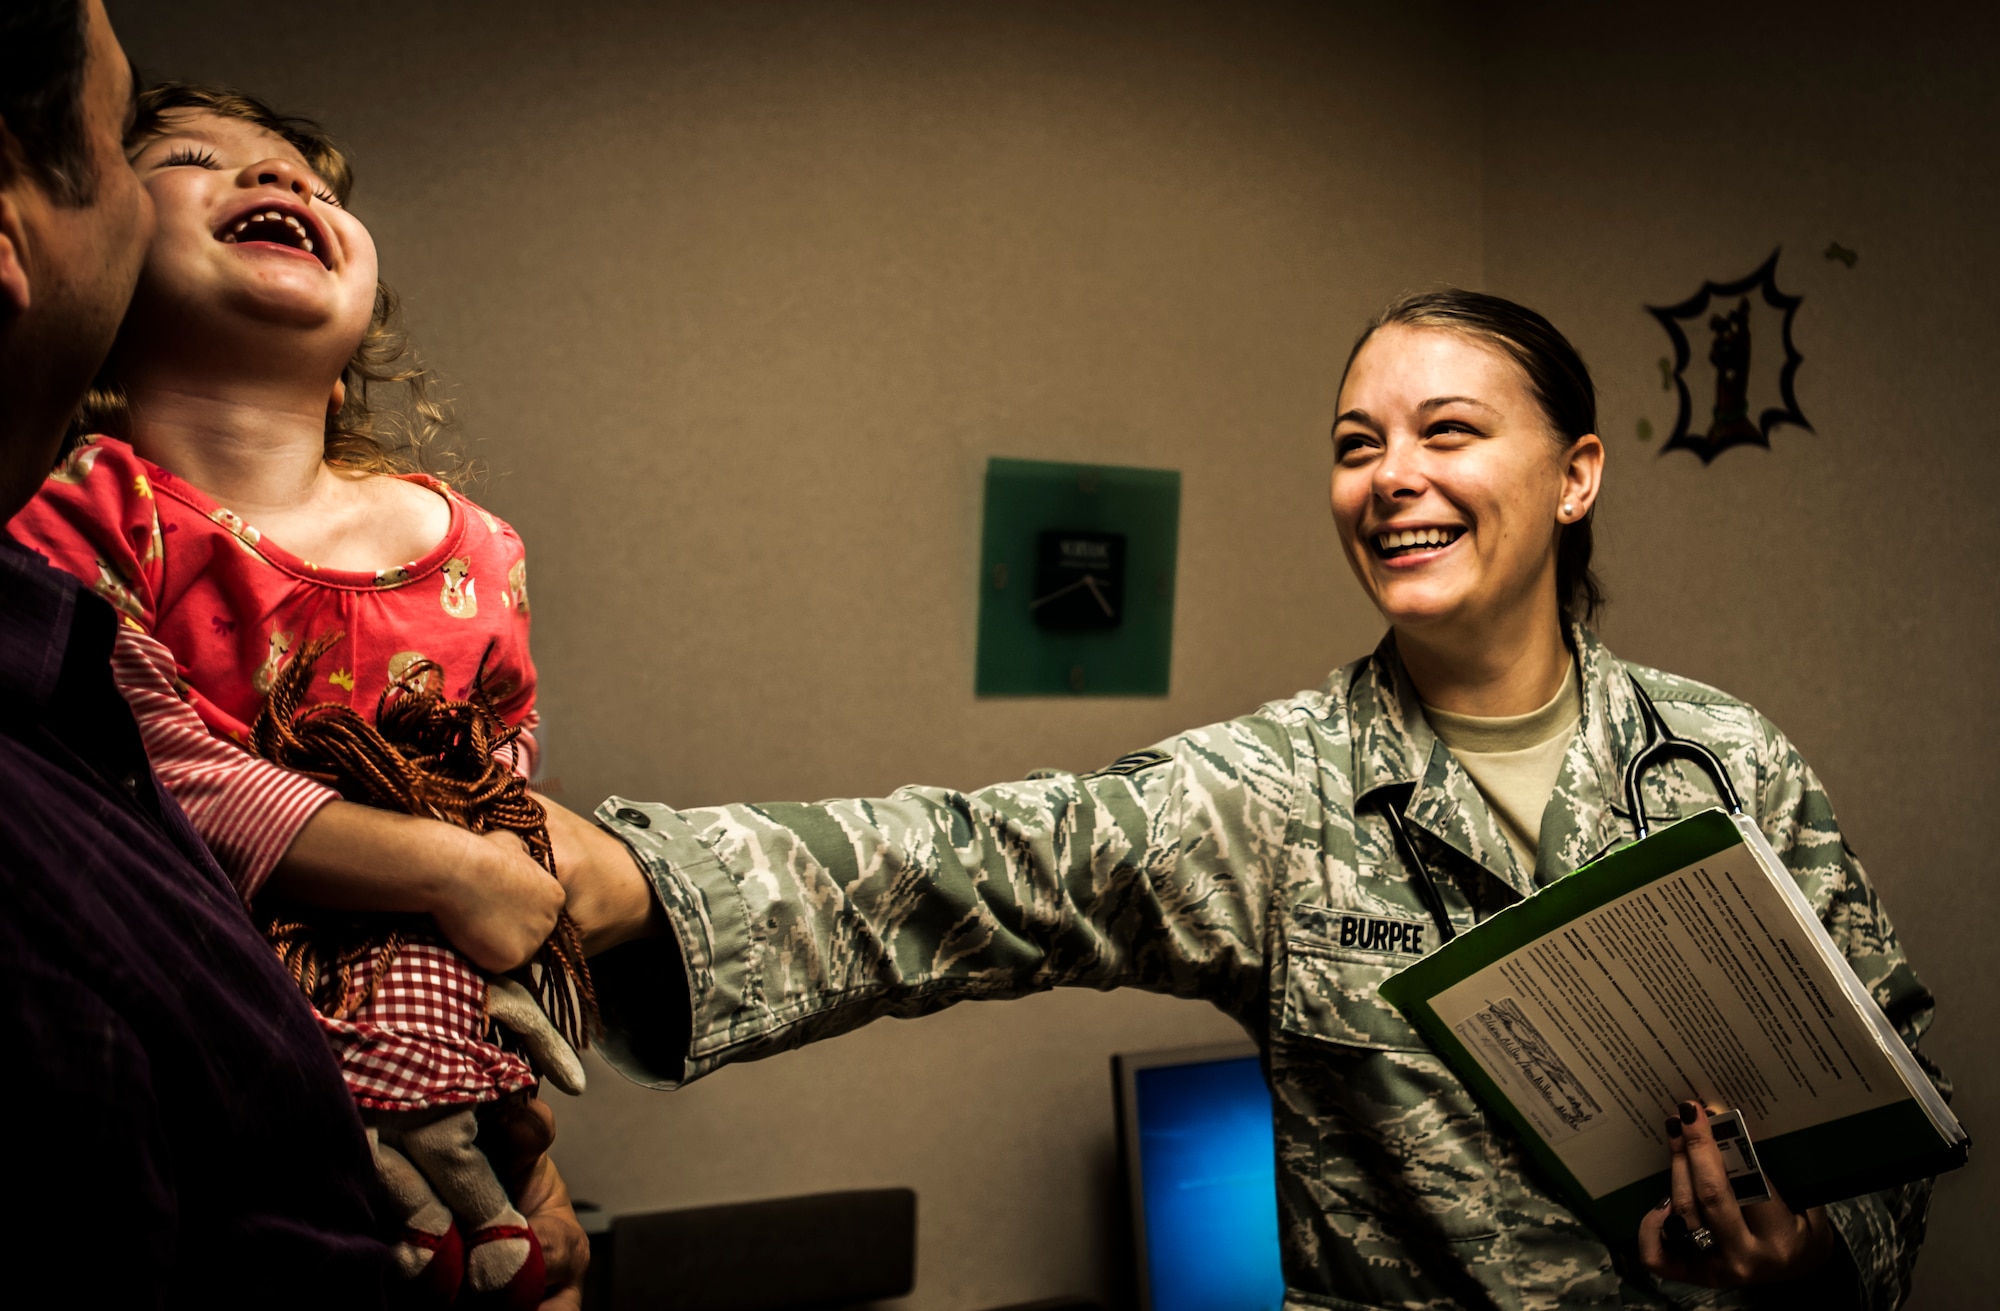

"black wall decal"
[1646,249,1812,463]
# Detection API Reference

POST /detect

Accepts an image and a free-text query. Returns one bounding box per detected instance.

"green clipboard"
[1377,809,1968,1239]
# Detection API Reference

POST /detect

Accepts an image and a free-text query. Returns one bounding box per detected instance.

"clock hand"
[1081,574,1116,618]
[1028,575,1097,610]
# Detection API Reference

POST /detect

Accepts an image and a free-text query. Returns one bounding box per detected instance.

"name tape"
[1339,913,1428,956]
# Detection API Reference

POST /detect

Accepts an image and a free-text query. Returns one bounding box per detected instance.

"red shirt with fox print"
[10,435,540,897]
[8,434,543,1110]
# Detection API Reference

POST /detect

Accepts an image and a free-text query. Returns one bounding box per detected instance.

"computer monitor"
[1113,1041,1285,1311]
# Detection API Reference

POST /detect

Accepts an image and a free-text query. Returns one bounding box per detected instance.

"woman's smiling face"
[124,110,377,344]
[1330,324,1599,642]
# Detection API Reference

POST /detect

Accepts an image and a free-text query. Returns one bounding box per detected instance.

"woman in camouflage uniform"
[563,291,1942,1310]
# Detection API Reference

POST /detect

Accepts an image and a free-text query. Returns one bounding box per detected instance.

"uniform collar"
[1346,623,1649,898]
[1534,626,1651,886]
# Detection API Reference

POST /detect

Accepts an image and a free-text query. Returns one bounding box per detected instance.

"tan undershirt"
[1423,662,1582,874]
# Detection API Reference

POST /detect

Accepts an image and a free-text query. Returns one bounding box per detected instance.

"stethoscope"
[1381,672,1746,947]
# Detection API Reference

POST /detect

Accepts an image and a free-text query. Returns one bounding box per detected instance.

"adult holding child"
[0,5,587,1304]
[0,2,389,1304]
[552,290,1946,1308]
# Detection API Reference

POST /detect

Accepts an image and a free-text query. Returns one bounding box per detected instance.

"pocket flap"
[1280,904,1431,1052]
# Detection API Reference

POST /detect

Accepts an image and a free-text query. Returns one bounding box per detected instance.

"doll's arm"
[112,626,563,972]
[487,976,584,1094]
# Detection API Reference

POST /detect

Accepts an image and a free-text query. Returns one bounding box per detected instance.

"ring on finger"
[1687,1225,1716,1254]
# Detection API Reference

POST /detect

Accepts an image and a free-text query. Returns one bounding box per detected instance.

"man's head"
[0,0,151,520]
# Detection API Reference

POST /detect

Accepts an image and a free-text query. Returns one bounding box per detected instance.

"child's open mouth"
[217,204,331,268]
[1372,526,1465,559]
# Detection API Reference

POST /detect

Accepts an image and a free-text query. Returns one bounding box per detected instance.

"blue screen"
[1133,1056,1285,1311]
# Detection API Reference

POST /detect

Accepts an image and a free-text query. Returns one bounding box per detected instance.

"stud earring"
[1561,501,1575,519]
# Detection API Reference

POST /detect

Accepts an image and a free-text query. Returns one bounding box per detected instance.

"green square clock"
[975,457,1180,696]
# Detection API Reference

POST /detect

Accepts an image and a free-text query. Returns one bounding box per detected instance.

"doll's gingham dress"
[332,939,535,1109]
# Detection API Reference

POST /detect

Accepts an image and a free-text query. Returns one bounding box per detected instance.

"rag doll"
[253,636,595,1309]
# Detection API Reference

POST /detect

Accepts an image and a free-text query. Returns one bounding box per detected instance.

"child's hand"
[272,802,567,971]
[430,828,567,973]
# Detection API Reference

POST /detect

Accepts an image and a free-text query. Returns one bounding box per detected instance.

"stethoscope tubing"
[1383,673,1746,948]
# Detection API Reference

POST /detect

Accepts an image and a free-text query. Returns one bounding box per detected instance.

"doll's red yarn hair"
[249,634,596,1049]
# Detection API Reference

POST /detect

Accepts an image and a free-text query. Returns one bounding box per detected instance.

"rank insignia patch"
[1089,749,1172,778]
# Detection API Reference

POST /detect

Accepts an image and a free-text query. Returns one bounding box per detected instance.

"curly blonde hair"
[73,83,460,480]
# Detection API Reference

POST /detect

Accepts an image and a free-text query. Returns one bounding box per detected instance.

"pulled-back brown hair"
[1341,288,1605,625]
[73,82,458,480]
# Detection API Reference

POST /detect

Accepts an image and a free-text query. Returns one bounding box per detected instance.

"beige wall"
[1483,4,1999,1306]
[109,0,1994,1304]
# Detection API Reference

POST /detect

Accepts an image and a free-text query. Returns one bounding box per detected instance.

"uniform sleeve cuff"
[1817,1199,1879,1310]
[592,796,755,1084]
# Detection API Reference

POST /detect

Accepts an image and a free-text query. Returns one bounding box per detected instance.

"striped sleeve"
[110,625,337,900]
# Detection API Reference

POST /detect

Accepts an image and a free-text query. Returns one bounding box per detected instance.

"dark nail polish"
[1655,1196,1673,1212]
[1665,1118,1682,1138]
[1679,1101,1700,1124]
[1663,1213,1688,1243]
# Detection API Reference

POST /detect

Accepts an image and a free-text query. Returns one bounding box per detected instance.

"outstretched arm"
[543,796,662,955]
[553,714,1303,1088]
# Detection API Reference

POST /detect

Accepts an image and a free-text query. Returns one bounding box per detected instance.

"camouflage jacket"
[595,627,1942,1311]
